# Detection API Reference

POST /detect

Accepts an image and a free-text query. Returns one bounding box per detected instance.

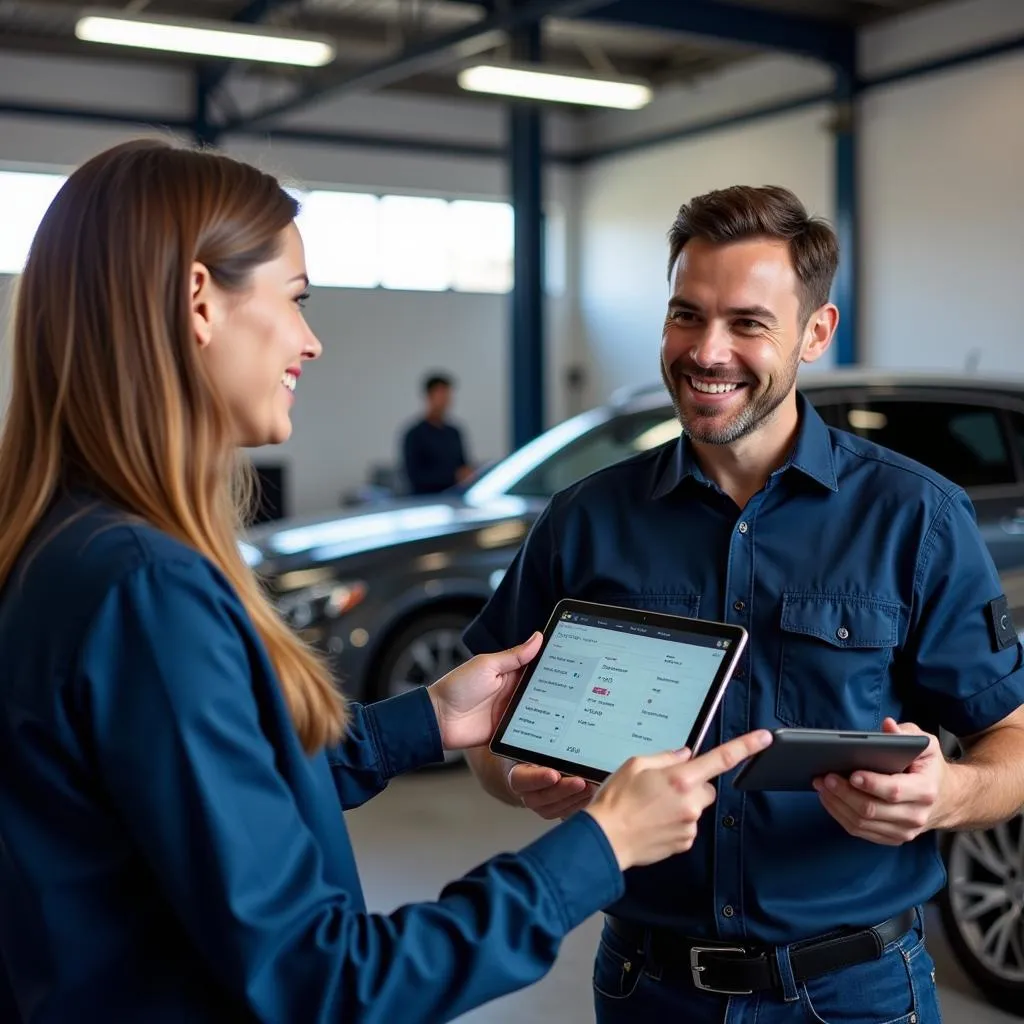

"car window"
[843,399,1015,488]
[505,409,680,498]
[1008,413,1024,469]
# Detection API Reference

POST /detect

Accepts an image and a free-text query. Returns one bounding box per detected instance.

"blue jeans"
[593,907,944,1023]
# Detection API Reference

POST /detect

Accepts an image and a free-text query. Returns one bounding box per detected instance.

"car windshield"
[465,405,681,502]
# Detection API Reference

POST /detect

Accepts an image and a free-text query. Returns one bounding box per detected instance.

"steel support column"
[832,67,859,365]
[509,20,545,449]
[194,65,219,146]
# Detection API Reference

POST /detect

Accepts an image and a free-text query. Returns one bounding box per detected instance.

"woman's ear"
[190,262,219,349]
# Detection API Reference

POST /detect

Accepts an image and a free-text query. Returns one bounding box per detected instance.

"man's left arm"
[817,489,1024,844]
[942,708,1024,829]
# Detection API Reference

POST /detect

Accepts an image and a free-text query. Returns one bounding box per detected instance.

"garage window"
[0,170,67,275]
[294,190,380,288]
[844,399,1015,489]
[0,168,562,296]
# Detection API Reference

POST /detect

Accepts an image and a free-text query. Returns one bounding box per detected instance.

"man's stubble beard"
[661,344,802,446]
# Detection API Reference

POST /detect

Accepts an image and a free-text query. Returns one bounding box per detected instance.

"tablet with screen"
[489,599,748,784]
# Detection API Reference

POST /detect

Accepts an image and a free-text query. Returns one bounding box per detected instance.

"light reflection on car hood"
[242,495,530,567]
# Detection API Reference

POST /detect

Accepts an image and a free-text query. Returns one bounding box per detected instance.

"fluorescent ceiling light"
[75,9,336,68]
[457,63,652,110]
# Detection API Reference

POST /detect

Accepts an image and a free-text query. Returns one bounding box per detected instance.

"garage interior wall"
[1,0,1022,514]
[575,0,1024,403]
[576,55,837,406]
[0,56,583,515]
[857,0,1024,374]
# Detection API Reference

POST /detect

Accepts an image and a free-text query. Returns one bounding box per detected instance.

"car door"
[842,388,1024,627]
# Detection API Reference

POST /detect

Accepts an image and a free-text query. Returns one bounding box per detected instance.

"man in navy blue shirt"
[464,184,1024,1022]
[401,372,472,494]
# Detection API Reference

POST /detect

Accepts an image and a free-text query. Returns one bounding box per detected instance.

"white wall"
[0,277,12,414]
[574,0,1024,399]
[576,56,837,404]
[273,289,501,512]
[858,0,1024,372]
[0,53,582,515]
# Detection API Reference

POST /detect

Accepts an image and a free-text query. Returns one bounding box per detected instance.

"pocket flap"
[780,593,901,648]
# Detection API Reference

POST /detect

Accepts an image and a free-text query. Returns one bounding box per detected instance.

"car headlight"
[276,580,368,630]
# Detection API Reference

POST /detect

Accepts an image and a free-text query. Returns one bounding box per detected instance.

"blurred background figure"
[401,372,473,495]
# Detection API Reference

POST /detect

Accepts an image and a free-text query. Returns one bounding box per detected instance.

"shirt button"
[836,626,850,640]
[722,905,735,918]
[723,815,737,828]
[733,600,745,612]
[737,521,748,534]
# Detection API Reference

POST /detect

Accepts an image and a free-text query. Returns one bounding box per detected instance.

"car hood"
[241,494,533,570]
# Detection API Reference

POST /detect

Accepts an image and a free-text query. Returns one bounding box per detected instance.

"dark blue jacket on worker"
[402,418,468,494]
[0,492,623,1024]
[465,392,1024,944]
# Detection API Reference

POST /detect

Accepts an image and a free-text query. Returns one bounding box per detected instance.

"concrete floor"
[346,767,1020,1024]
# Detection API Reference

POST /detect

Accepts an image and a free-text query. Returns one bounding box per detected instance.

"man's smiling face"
[661,236,808,446]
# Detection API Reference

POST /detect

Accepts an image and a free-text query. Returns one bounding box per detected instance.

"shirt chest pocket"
[776,593,902,731]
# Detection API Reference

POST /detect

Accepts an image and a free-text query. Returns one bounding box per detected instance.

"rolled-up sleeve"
[909,489,1024,736]
[79,557,623,1023]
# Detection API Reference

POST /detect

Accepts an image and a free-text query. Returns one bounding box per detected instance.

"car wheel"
[938,820,1024,1016]
[373,610,476,767]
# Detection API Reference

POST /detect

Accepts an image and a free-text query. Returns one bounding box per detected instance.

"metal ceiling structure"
[0,0,1010,443]
[0,0,947,140]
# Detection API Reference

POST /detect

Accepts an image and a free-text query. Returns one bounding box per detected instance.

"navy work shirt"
[402,419,468,494]
[0,493,623,1023]
[465,393,1024,944]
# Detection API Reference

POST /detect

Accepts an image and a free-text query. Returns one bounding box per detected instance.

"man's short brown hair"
[667,185,839,325]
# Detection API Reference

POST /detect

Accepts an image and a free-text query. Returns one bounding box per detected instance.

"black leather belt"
[605,908,916,995]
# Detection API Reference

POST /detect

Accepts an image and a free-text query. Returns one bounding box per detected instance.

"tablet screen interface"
[497,607,735,773]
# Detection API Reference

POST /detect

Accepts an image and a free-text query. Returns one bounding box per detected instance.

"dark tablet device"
[732,728,930,792]
[489,599,748,784]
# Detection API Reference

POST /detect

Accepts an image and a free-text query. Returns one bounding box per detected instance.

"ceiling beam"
[0,97,192,133]
[586,0,855,71]
[202,0,298,97]
[204,0,296,91]
[218,0,616,133]
[195,0,296,144]
[462,0,856,70]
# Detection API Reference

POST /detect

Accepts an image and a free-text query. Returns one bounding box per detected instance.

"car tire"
[938,822,1024,1016]
[372,610,477,768]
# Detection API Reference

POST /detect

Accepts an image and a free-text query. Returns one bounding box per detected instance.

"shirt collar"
[651,390,838,499]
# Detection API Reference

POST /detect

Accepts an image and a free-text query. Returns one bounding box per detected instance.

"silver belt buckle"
[689,946,753,995]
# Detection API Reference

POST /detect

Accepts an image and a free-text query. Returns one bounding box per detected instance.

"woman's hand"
[427,633,543,751]
[586,730,774,870]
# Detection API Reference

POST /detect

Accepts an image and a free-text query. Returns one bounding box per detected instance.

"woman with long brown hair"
[0,138,770,1023]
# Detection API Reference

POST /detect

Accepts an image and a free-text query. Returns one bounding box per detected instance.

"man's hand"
[507,764,598,819]
[814,718,957,845]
